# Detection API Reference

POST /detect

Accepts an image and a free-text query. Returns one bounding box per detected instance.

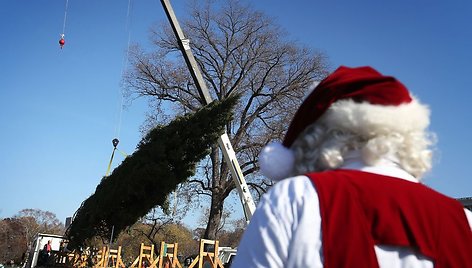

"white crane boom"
[159,0,256,221]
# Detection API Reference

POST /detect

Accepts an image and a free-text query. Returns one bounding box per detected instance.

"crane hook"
[59,34,65,49]
[112,138,120,148]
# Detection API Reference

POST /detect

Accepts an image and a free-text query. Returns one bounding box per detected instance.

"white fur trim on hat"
[319,98,430,137]
[258,142,295,181]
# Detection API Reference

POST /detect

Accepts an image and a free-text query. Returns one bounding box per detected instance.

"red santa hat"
[259,66,430,181]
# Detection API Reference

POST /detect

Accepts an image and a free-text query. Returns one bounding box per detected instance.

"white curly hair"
[290,98,436,180]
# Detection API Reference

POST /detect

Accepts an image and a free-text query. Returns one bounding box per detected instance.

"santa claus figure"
[232,66,472,267]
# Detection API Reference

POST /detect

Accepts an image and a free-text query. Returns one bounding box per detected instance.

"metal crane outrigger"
[159,0,256,221]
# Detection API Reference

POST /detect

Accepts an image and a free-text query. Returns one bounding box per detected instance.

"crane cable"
[62,0,69,35]
[105,0,133,176]
[115,0,133,139]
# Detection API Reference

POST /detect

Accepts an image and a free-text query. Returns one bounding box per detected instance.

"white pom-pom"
[258,142,295,181]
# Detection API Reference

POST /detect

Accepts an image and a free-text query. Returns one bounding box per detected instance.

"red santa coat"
[308,169,472,268]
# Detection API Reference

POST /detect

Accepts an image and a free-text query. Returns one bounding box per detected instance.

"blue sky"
[1,0,471,227]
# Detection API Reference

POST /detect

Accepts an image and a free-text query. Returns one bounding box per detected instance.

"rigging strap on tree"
[105,148,117,177]
[105,138,128,176]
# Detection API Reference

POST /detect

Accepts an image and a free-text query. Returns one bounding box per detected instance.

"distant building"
[65,217,73,229]
[458,197,472,211]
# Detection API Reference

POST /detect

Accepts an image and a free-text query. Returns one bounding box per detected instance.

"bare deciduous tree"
[0,218,27,264]
[125,0,329,239]
[116,216,198,262]
[14,209,64,249]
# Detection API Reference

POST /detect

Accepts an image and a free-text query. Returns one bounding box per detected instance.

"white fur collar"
[340,150,419,183]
